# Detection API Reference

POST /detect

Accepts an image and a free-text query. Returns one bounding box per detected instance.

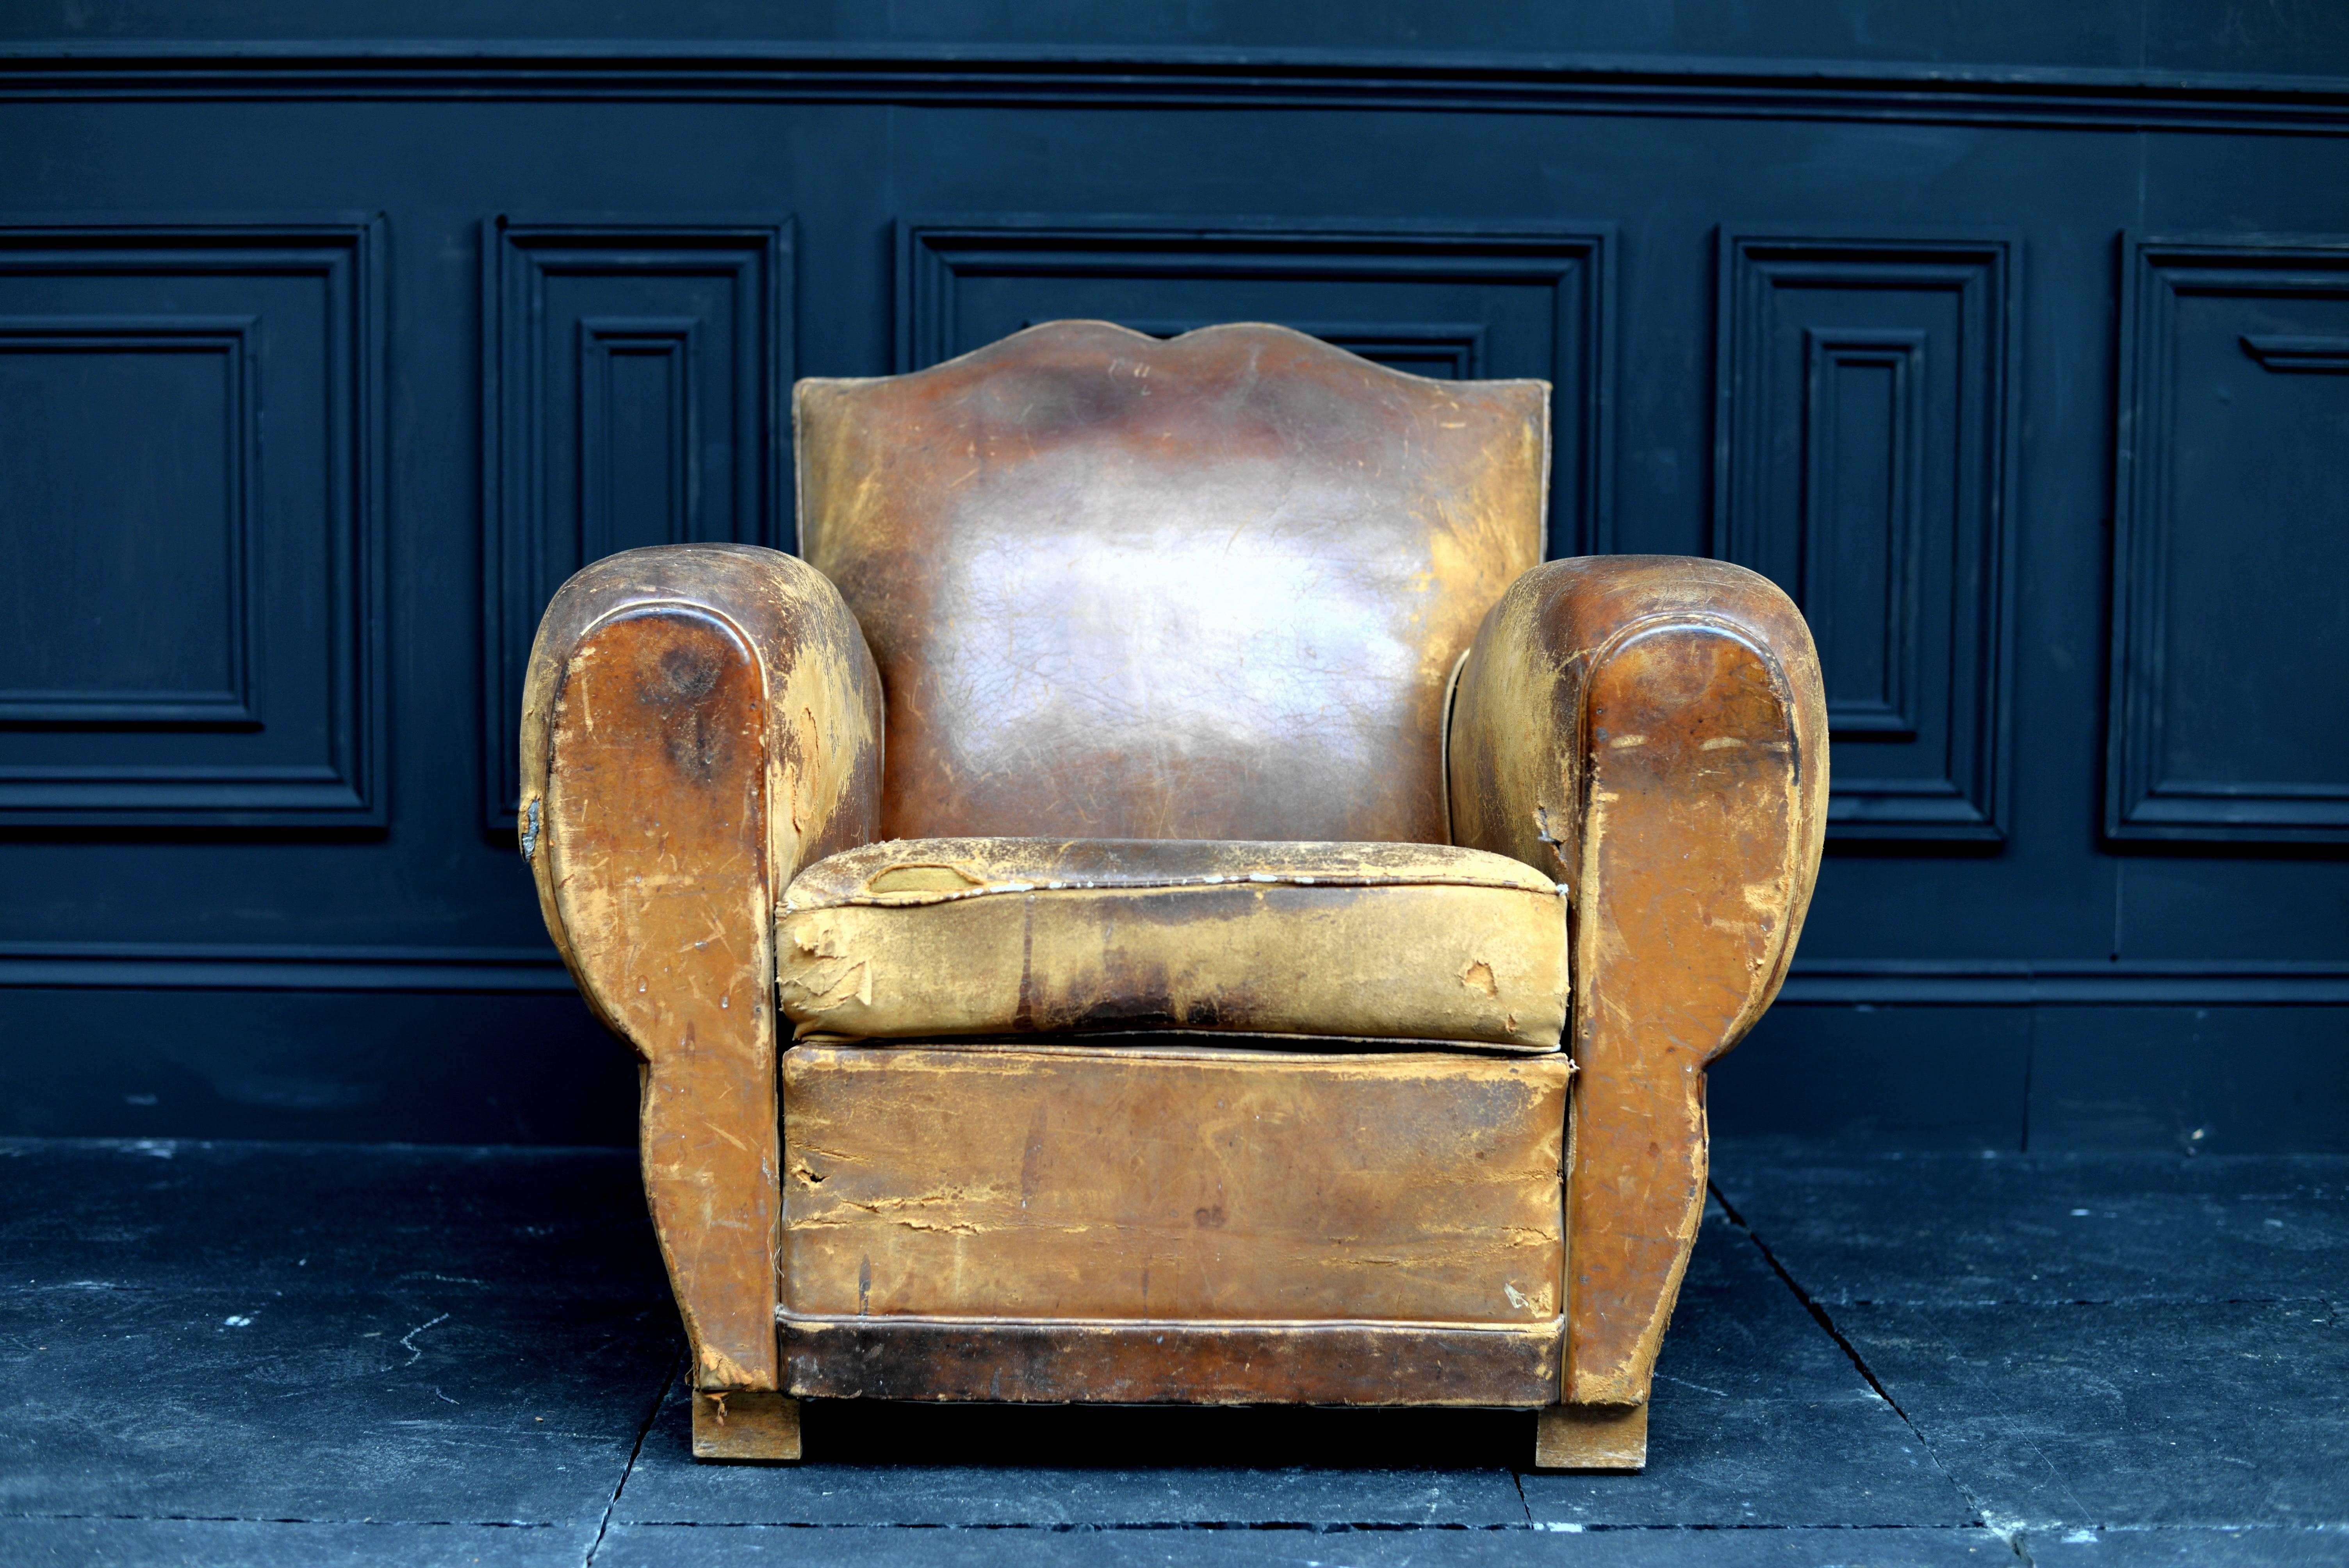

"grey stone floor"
[0,1136,2341,1566]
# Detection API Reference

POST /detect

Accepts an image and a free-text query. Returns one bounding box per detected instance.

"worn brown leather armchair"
[521,322,1826,1470]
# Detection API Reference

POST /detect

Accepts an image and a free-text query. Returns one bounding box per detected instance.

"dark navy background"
[0,2,2342,1151]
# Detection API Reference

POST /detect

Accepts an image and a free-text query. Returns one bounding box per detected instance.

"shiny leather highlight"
[796,321,1547,844]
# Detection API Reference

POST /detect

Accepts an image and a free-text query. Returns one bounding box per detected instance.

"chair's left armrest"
[1449,555,1827,1412]
[522,544,883,1403]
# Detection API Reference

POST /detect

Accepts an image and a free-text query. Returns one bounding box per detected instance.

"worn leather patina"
[1448,553,1828,1440]
[776,837,1570,1049]
[519,544,884,1416]
[525,323,1828,1470]
[779,1042,1572,1405]
[795,321,1546,844]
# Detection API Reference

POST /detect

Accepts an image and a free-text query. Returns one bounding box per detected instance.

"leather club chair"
[521,321,1827,1471]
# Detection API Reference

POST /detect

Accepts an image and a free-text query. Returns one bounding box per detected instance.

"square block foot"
[1534,1402,1647,1470]
[692,1388,802,1462]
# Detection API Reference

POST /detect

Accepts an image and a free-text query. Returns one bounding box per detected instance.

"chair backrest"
[795,321,1546,843]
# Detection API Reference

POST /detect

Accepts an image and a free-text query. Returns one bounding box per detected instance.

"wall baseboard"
[0,943,575,993]
[0,950,2338,1149]
[1777,959,2349,1007]
[3,942,2345,1006]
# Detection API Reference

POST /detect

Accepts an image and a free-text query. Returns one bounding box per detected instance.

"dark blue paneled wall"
[0,2,2343,1149]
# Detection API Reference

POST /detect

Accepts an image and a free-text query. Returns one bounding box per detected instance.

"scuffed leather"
[777,837,1570,1050]
[782,1045,1571,1339]
[786,835,1561,906]
[1447,554,1827,1409]
[796,321,1547,844]
[519,543,884,1398]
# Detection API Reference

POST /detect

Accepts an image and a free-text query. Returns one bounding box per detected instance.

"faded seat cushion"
[776,838,1568,1051]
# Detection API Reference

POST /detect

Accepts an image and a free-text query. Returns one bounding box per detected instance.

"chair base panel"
[782,1044,1570,1327]
[691,1389,802,1463]
[1533,1401,1648,1471]
[781,1316,1565,1406]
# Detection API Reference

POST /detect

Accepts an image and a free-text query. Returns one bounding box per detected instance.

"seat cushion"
[776,838,1568,1050]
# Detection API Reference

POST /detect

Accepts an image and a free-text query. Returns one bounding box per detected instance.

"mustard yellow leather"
[775,838,1570,1051]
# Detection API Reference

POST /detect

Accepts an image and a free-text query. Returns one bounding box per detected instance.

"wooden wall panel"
[0,221,383,826]
[0,7,2340,1147]
[2107,236,2349,845]
[481,220,791,826]
[1713,233,2015,844]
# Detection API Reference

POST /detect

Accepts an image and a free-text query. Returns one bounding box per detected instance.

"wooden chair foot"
[1534,1402,1647,1471]
[691,1389,803,1463]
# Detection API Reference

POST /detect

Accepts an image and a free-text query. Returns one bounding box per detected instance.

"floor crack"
[1709,1183,1909,1419]
[585,1348,679,1565]
[0,1514,563,1527]
[1709,1180,2028,1561]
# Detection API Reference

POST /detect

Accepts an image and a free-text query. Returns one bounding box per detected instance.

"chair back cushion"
[795,322,1546,842]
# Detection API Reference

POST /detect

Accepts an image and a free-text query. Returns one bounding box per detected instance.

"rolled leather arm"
[521,544,883,1395]
[1449,555,1827,1406]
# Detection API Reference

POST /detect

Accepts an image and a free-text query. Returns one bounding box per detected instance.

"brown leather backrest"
[795,321,1547,843]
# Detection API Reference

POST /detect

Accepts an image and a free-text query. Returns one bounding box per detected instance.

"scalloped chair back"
[794,321,1547,843]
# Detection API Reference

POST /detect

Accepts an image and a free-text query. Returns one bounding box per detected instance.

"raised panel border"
[1799,325,1929,739]
[0,314,259,726]
[1713,228,2019,846]
[899,217,1616,556]
[480,217,792,831]
[2108,234,2349,847]
[0,219,384,828]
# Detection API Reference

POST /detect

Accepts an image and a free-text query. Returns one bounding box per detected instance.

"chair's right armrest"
[1449,555,1827,1421]
[521,543,882,1426]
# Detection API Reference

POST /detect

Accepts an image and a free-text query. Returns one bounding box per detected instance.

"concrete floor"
[2,1137,2341,1566]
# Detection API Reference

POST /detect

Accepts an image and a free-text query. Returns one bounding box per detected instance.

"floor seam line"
[585,1345,679,1564]
[1709,1178,2018,1554]
[0,1515,568,1528]
[1708,1182,1912,1420]
[593,1521,2030,1533]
